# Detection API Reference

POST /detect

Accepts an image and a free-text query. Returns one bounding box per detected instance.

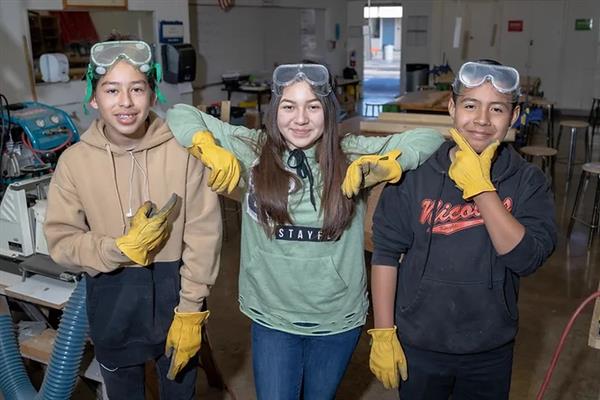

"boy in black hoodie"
[367,60,557,399]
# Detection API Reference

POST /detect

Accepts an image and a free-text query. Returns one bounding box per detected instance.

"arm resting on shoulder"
[167,103,259,169]
[343,128,444,171]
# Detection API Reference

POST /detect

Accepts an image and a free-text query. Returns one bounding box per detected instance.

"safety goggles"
[83,40,166,113]
[90,40,152,75]
[456,62,520,94]
[272,64,332,96]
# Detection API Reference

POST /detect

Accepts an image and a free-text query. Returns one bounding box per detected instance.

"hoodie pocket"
[244,248,349,316]
[87,278,178,349]
[397,278,518,353]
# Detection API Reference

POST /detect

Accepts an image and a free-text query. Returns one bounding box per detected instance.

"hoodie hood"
[80,111,172,153]
[77,111,175,228]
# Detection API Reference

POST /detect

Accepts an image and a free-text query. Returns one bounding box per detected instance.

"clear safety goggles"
[272,64,332,96]
[456,62,520,94]
[90,40,152,75]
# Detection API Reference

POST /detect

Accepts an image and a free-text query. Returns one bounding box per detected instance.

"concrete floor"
[32,121,600,399]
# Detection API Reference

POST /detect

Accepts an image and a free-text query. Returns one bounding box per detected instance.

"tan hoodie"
[44,112,222,311]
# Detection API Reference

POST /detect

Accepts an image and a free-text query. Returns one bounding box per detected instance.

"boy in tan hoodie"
[44,39,222,399]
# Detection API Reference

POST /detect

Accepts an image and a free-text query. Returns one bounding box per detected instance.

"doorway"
[362,5,402,117]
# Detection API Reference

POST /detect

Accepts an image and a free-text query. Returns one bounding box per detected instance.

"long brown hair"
[252,85,355,239]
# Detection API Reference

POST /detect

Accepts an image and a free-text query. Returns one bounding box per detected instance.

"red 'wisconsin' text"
[419,198,513,235]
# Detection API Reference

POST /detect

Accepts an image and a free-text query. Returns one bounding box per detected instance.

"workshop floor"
[43,121,600,399]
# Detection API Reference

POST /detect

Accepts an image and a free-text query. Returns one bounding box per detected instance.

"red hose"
[536,290,600,400]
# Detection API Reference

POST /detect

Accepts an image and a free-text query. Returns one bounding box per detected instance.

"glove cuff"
[191,131,216,149]
[367,326,397,340]
[463,185,496,200]
[174,308,210,325]
[114,239,148,266]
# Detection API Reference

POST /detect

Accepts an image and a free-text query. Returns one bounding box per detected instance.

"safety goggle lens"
[91,41,152,68]
[272,64,331,96]
[458,62,520,93]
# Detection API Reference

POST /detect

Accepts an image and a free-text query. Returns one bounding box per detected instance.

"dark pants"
[252,322,361,400]
[399,342,514,400]
[99,353,198,400]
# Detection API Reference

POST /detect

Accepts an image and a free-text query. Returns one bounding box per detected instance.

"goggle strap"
[82,64,95,115]
[152,63,167,104]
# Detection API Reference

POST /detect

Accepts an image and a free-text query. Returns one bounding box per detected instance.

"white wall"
[190,1,347,105]
[0,0,191,130]
[402,0,600,111]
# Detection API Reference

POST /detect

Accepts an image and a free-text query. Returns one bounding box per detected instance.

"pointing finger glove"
[448,128,499,200]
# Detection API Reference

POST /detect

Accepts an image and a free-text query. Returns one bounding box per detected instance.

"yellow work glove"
[367,326,407,389]
[165,309,210,380]
[188,131,241,194]
[115,194,177,266]
[341,150,402,198]
[448,128,499,200]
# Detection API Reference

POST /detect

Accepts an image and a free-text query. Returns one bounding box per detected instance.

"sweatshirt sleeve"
[496,165,557,276]
[342,128,444,171]
[166,103,259,170]
[176,156,223,312]
[44,159,130,274]
[371,179,414,266]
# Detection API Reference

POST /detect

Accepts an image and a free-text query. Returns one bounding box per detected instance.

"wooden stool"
[556,120,590,192]
[567,162,600,248]
[519,145,558,186]
[364,103,383,117]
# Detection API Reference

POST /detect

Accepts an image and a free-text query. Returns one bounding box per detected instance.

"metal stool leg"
[589,175,600,248]
[565,127,577,193]
[567,170,588,238]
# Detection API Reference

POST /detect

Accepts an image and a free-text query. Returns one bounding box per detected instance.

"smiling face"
[276,80,325,150]
[89,60,155,148]
[448,82,520,154]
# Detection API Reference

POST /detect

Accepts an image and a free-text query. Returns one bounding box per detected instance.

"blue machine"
[0,102,79,151]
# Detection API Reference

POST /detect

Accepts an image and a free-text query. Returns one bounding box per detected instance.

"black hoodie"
[372,141,557,354]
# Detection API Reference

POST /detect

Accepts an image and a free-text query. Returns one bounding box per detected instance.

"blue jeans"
[399,341,514,400]
[99,353,197,400]
[251,322,361,400]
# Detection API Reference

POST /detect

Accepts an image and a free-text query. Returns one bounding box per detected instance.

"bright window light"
[363,6,403,19]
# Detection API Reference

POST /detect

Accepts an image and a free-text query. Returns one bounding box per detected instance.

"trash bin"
[383,45,394,62]
[405,63,429,92]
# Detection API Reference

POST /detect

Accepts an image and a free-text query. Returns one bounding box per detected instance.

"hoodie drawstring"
[287,149,317,211]
[420,173,447,279]
[105,144,127,233]
[127,150,151,217]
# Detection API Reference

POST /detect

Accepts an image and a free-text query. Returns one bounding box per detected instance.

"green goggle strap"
[153,62,167,104]
[82,64,95,114]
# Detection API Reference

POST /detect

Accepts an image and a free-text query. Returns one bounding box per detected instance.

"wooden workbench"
[389,90,451,113]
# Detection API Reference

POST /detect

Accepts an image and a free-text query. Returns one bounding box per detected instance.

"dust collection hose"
[0,275,88,400]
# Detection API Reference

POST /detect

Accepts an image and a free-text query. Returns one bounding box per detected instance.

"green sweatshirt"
[167,104,444,335]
